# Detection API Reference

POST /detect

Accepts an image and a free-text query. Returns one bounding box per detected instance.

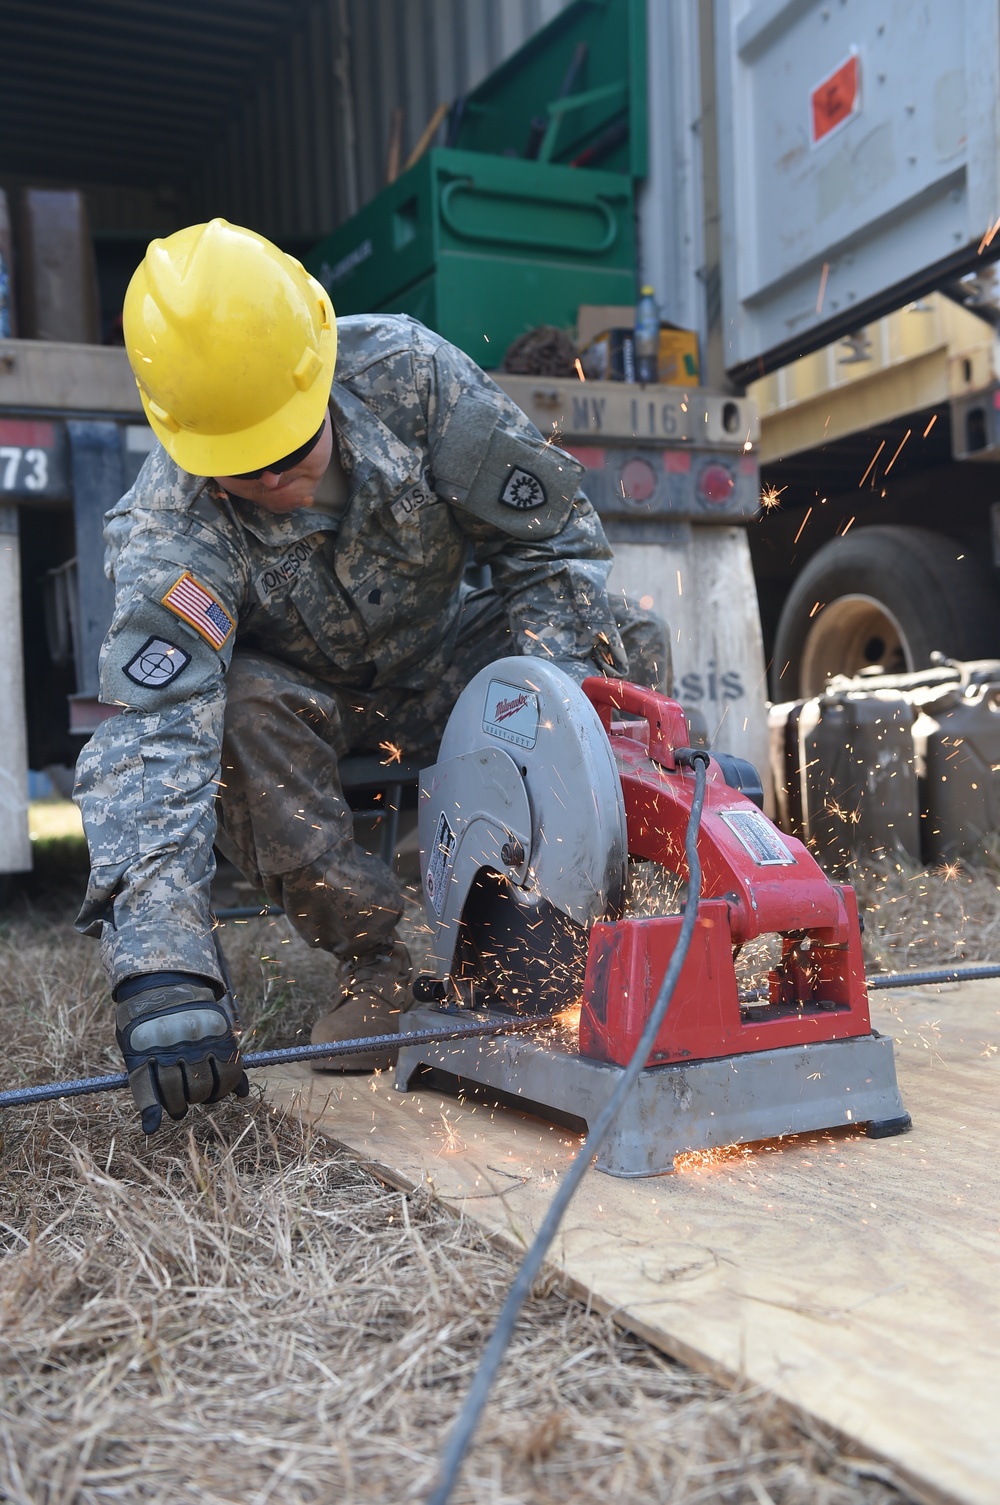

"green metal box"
[306,148,635,367]
[448,0,646,177]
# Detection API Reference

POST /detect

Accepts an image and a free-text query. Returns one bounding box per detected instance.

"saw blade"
[420,657,628,994]
[450,868,591,1014]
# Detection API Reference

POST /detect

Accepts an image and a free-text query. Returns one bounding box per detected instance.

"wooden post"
[385,106,404,185]
[404,101,449,172]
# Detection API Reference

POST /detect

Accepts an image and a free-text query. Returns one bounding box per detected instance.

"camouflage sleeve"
[73,448,249,995]
[419,338,628,683]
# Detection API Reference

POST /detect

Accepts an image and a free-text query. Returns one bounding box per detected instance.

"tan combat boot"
[310,941,413,1071]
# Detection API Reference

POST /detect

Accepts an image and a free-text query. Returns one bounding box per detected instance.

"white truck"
[698,0,1000,700]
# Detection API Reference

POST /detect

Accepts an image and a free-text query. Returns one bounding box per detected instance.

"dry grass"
[852,855,1000,971]
[0,827,975,1503]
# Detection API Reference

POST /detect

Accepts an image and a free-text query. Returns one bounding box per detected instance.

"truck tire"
[772,525,1000,699]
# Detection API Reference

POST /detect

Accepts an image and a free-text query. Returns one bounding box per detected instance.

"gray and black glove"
[115,975,249,1134]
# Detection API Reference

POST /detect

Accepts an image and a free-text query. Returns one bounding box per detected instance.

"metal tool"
[6,664,982,1130]
[5,956,988,1116]
[398,658,912,1176]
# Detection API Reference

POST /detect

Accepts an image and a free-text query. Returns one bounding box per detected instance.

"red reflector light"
[698,463,735,505]
[0,418,55,447]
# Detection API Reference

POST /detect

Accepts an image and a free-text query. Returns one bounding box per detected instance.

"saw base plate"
[395,1006,911,1177]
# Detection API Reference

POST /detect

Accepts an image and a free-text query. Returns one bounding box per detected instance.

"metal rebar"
[3,959,998,1114]
[866,962,1000,990]
[0,1015,552,1111]
[737,959,1000,1005]
[212,906,284,920]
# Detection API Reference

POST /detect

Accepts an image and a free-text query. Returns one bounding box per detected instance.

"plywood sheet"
[264,982,1000,1505]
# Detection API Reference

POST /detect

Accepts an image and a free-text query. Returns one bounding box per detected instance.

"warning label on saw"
[425,810,457,917]
[482,680,540,749]
[720,808,796,866]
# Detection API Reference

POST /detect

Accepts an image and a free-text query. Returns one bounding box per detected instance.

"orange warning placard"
[811,53,859,144]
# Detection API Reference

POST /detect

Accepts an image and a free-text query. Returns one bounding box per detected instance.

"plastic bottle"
[634,285,659,385]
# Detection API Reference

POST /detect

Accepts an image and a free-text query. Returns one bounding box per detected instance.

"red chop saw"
[397,658,910,1175]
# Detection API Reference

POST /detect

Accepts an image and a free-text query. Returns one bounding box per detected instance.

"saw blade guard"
[419,657,629,1000]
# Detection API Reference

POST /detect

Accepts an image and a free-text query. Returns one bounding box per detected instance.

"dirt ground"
[5,815,997,1503]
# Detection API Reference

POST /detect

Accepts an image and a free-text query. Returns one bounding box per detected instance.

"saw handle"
[582,678,690,769]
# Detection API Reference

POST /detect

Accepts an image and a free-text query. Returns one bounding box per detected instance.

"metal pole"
[0,1015,552,1111]
[737,959,1000,1005]
[4,961,998,1113]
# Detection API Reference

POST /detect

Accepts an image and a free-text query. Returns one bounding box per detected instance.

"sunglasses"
[231,420,326,480]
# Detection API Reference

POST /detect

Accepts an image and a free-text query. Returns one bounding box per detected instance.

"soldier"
[74,219,667,1134]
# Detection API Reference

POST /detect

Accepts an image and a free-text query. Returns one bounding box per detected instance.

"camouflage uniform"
[75,315,638,994]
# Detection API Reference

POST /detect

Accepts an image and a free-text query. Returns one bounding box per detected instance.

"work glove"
[115,979,250,1134]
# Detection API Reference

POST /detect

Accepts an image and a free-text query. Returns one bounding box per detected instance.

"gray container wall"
[713,0,1000,381]
[638,0,710,363]
[192,0,572,246]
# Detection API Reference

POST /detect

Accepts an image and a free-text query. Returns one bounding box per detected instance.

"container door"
[714,0,1000,381]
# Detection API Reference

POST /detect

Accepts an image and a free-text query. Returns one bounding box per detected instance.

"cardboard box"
[578,304,700,385]
[577,303,635,348]
[658,324,700,385]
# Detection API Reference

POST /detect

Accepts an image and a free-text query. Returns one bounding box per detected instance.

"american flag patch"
[161,573,234,650]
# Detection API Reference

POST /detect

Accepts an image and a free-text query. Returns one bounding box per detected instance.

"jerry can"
[912,678,1000,863]
[767,700,806,838]
[796,691,920,875]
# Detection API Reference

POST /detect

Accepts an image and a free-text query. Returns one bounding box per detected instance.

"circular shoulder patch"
[500,468,546,510]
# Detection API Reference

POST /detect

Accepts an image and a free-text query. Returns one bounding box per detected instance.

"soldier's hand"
[115,980,250,1134]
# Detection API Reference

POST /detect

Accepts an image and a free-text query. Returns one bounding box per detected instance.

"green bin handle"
[439,177,619,256]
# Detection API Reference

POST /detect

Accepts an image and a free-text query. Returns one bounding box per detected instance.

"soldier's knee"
[280,844,403,953]
[225,652,333,744]
[224,653,283,734]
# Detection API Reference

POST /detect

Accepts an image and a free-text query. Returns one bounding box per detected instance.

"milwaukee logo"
[483,679,540,750]
[493,693,529,724]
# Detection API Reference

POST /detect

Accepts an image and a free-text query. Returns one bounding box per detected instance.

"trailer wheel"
[772,525,1000,699]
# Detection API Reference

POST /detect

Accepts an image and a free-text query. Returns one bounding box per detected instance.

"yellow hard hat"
[123,218,337,477]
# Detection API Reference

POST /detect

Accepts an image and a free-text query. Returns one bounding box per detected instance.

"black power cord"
[424,749,713,1505]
